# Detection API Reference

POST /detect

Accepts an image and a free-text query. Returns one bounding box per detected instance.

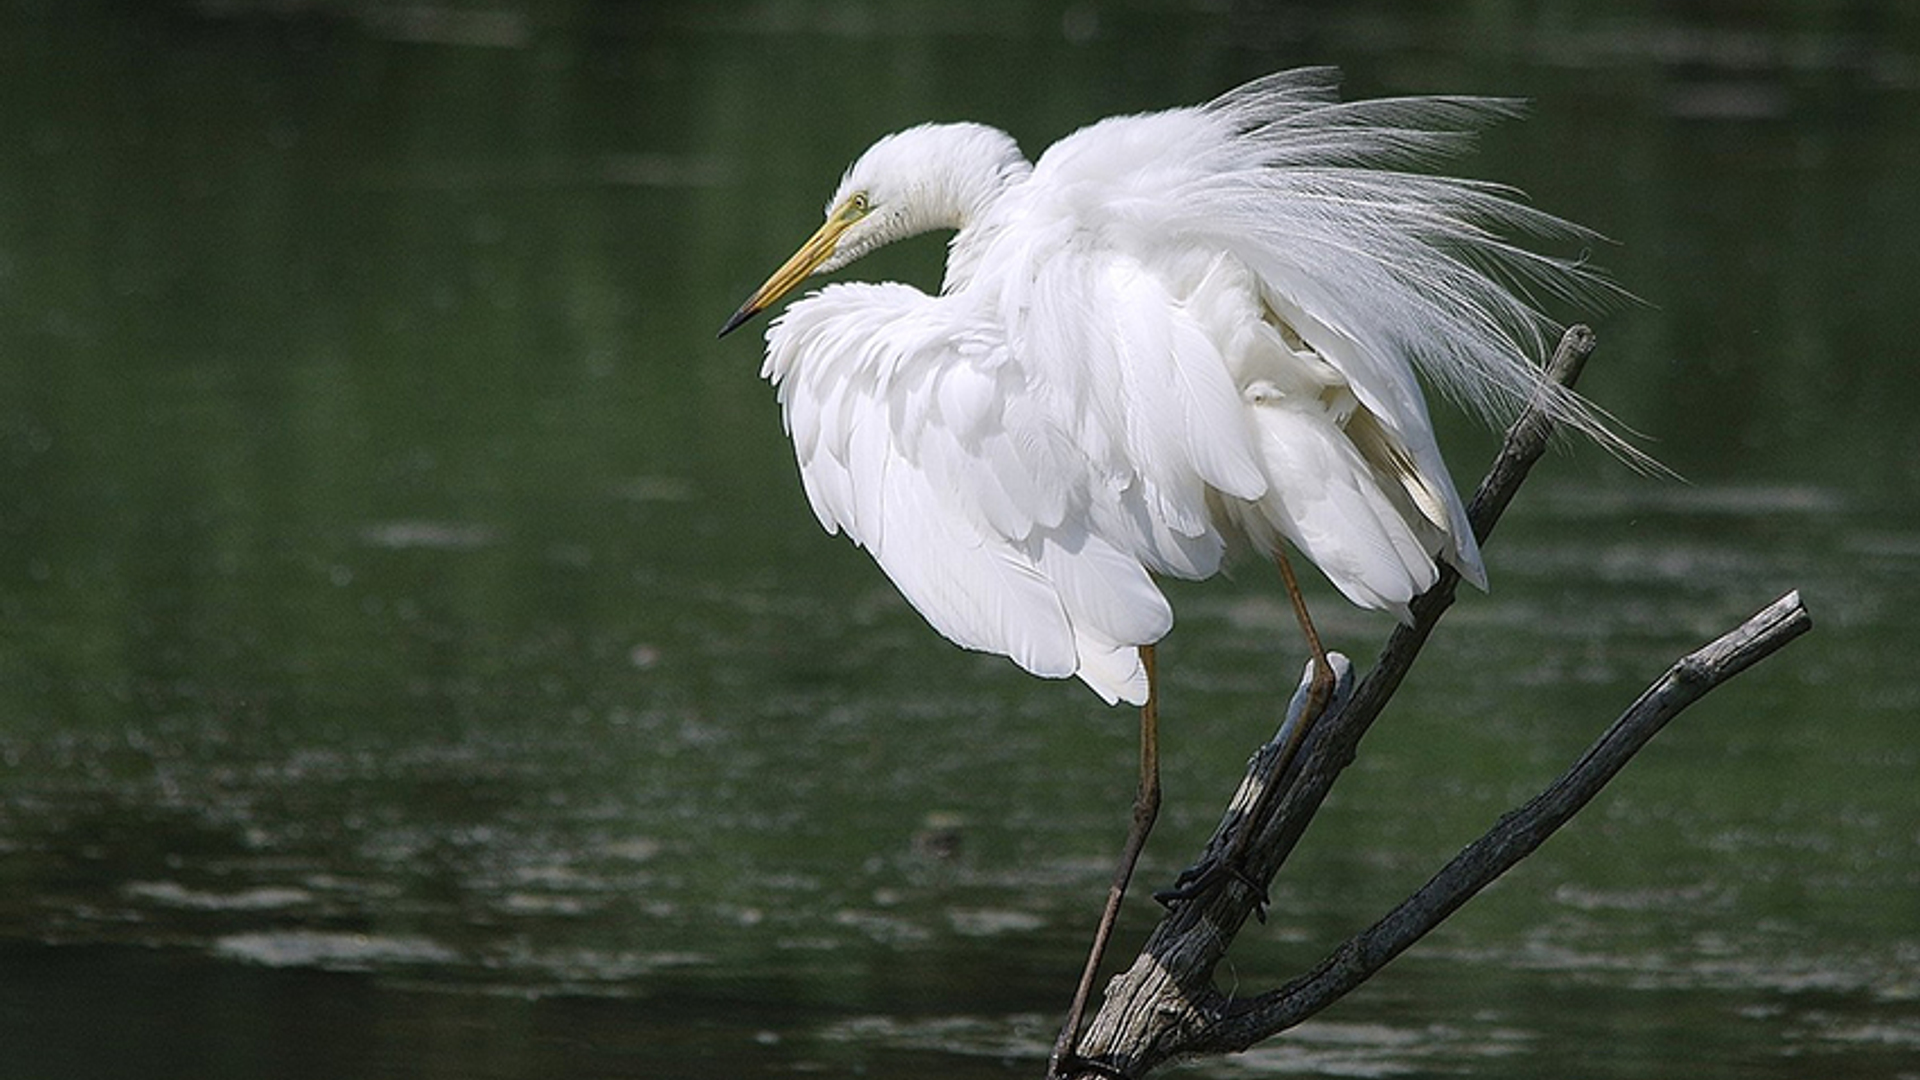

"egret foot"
[1152,652,1351,915]
[1153,855,1270,916]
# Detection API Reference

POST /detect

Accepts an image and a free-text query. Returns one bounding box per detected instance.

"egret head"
[719,122,1027,337]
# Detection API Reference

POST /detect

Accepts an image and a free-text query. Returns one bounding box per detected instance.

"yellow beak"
[718,212,858,338]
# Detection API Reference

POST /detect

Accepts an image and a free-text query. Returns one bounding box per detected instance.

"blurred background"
[2,2,1916,1077]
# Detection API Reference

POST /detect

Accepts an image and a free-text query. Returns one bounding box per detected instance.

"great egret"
[719,68,1635,1072]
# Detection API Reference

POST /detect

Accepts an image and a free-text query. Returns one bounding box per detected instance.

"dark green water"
[2,3,1916,1078]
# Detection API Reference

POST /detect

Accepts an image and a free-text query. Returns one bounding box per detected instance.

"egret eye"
[847,192,871,215]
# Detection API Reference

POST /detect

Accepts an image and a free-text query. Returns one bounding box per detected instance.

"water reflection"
[2,3,1917,1079]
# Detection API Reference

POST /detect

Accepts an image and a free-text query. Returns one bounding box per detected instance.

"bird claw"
[1152,855,1270,919]
[1152,652,1353,915]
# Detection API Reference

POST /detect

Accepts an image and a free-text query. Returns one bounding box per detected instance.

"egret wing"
[763,282,1172,705]
[999,69,1626,592]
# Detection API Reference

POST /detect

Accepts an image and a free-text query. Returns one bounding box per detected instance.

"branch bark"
[1056,327,1812,1077]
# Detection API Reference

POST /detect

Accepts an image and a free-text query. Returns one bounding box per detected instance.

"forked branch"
[1056,327,1812,1078]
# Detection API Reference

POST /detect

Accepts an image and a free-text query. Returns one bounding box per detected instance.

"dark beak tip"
[717,303,759,340]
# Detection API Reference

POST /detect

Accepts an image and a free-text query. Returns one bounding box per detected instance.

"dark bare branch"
[1195,588,1811,1053]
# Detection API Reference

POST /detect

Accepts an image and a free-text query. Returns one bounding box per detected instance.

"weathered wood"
[1188,588,1809,1057]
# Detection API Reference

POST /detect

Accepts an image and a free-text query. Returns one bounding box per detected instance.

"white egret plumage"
[718,68,1637,1073]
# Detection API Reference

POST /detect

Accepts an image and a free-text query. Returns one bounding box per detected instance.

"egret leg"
[1050,644,1161,1079]
[1274,549,1335,720]
[1154,550,1332,909]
